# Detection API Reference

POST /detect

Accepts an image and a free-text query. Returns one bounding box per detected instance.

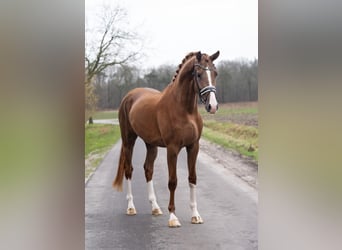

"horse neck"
[164,58,198,114]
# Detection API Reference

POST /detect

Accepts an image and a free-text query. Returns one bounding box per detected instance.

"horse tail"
[113,145,125,191]
[113,91,137,191]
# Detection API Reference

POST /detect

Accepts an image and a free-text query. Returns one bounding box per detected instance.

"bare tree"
[85,4,142,121]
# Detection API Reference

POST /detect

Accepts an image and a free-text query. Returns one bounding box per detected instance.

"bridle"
[193,63,217,104]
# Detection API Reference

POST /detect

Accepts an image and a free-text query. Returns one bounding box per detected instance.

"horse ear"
[196,51,202,62]
[210,51,220,61]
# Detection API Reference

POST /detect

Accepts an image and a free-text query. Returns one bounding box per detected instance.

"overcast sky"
[85,0,258,68]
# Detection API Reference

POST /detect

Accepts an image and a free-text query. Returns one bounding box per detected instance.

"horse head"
[193,51,220,114]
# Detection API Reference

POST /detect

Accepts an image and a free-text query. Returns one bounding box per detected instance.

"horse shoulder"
[182,113,203,144]
[156,108,203,147]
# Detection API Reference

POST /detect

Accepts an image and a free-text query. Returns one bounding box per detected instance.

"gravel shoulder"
[199,138,258,189]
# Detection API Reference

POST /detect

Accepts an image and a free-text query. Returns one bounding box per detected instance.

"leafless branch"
[85,4,143,117]
[85,4,142,84]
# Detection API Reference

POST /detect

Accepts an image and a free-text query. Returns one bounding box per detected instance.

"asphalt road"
[86,138,257,250]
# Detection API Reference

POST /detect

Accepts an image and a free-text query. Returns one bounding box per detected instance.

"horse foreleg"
[189,183,203,224]
[187,142,203,224]
[144,144,163,215]
[147,181,163,215]
[167,146,181,227]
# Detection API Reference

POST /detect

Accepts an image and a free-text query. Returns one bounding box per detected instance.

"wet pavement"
[86,138,257,250]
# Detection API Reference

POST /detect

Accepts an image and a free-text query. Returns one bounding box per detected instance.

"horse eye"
[197,73,201,78]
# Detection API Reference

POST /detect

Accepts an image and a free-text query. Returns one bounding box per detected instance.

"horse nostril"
[208,104,211,112]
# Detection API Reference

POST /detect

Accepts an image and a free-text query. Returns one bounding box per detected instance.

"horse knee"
[168,178,177,191]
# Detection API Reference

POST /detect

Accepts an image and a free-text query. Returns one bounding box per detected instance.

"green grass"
[92,110,118,120]
[85,124,121,179]
[202,121,258,161]
[199,103,258,121]
[199,102,258,161]
[201,106,257,116]
[86,103,258,178]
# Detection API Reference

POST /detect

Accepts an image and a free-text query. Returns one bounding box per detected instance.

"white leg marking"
[168,212,181,227]
[126,179,136,215]
[147,181,163,215]
[189,183,200,217]
[189,183,203,224]
[169,213,178,221]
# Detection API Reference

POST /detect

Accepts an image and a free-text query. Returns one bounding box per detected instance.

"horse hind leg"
[126,179,136,215]
[124,135,138,216]
[112,136,137,215]
[115,96,139,215]
[125,147,136,215]
[144,144,163,216]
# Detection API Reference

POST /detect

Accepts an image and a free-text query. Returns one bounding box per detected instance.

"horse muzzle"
[205,92,218,114]
[206,103,219,114]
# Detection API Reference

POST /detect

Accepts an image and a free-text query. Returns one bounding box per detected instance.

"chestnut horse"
[113,51,220,227]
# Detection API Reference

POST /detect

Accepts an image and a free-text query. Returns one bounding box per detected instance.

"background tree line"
[93,59,258,109]
[85,4,257,117]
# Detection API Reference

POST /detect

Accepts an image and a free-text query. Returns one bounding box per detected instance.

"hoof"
[126,207,137,215]
[152,208,163,216]
[168,219,181,228]
[191,216,204,224]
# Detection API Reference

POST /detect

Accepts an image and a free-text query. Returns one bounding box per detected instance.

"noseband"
[193,63,216,104]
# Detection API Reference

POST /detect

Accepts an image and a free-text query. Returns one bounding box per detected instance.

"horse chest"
[181,120,199,141]
[167,118,201,146]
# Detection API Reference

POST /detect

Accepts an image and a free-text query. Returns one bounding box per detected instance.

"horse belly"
[132,120,164,146]
[129,97,164,146]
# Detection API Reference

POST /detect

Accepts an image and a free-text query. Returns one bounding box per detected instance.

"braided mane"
[171,51,199,82]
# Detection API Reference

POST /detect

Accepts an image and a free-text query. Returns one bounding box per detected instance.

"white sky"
[85,0,258,68]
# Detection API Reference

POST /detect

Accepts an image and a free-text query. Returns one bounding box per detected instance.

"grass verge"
[92,110,118,120]
[199,102,258,161]
[85,124,121,180]
[202,120,258,161]
[87,103,258,177]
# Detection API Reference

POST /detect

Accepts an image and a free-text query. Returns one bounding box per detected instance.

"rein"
[193,63,216,104]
